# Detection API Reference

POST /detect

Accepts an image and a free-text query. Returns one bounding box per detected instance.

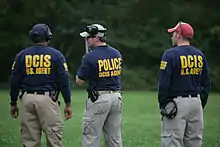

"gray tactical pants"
[82,91,123,147]
[161,95,203,147]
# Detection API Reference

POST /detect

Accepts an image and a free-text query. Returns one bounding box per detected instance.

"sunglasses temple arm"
[85,39,89,54]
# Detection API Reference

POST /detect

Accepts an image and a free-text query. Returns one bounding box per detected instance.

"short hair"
[98,36,107,42]
[182,36,191,42]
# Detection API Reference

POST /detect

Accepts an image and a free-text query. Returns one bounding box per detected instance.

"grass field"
[0,90,219,147]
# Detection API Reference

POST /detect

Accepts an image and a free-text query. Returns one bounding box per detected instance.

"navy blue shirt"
[10,45,71,105]
[77,45,122,91]
[158,45,210,107]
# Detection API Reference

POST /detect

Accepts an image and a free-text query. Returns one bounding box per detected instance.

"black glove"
[160,99,178,119]
[200,93,208,109]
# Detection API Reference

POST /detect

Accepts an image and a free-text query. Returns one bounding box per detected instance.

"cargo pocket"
[45,126,62,146]
[161,131,173,147]
[82,118,91,135]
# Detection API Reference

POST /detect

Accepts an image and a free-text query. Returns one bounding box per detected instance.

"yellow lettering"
[181,68,204,76]
[111,59,115,70]
[194,55,198,67]
[44,55,51,67]
[114,58,119,69]
[33,55,40,67]
[43,68,47,74]
[187,55,194,68]
[199,68,202,74]
[63,63,68,71]
[195,68,198,75]
[25,55,32,68]
[180,56,187,68]
[35,68,51,75]
[181,69,185,75]
[118,58,122,69]
[198,55,203,68]
[186,68,189,75]
[111,70,121,76]
[160,61,167,70]
[11,62,15,70]
[99,71,110,77]
[40,55,44,67]
[107,59,113,70]
[103,59,108,71]
[189,68,193,74]
[98,60,104,71]
[48,68,51,74]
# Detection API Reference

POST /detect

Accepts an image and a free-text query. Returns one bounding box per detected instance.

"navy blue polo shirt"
[10,45,71,105]
[77,45,122,91]
[158,45,210,107]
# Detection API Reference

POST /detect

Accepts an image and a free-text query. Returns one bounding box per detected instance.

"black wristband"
[10,102,17,106]
[65,102,71,107]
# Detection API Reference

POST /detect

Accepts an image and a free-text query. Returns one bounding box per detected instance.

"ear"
[94,36,100,41]
[177,32,181,39]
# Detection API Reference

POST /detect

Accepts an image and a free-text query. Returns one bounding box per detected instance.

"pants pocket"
[45,126,63,146]
[82,118,91,135]
[161,131,173,147]
[93,101,109,115]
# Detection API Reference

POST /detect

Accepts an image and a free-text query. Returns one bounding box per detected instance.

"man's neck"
[35,42,48,46]
[177,40,190,46]
[95,42,107,47]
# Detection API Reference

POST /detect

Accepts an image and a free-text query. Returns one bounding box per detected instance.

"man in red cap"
[158,21,210,147]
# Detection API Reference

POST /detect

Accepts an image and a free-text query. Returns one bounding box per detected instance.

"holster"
[19,91,24,99]
[87,90,99,102]
[49,91,59,102]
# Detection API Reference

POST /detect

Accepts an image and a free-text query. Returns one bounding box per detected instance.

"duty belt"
[98,90,119,95]
[24,91,59,103]
[175,94,200,99]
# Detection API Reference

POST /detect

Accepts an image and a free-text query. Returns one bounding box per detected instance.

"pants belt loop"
[189,95,192,98]
[45,91,50,96]
[197,94,201,99]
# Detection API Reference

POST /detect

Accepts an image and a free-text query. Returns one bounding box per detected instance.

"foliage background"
[0,0,219,91]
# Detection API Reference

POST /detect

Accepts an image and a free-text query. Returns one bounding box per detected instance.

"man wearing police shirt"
[10,23,72,147]
[158,21,210,147]
[76,24,123,147]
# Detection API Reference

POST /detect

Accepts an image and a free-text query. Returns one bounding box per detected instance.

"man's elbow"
[75,76,84,86]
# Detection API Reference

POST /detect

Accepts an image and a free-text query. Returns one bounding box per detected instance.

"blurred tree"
[0,0,219,91]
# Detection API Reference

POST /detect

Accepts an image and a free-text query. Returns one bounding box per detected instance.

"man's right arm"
[76,54,91,85]
[10,53,23,106]
[158,51,173,108]
[56,52,71,106]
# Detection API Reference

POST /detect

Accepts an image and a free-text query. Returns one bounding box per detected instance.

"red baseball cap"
[168,22,194,39]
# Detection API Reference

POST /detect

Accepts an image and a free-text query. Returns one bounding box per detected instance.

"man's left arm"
[158,51,173,108]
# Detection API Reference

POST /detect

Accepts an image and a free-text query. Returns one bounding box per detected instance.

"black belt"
[173,94,199,99]
[26,91,46,95]
[24,91,59,103]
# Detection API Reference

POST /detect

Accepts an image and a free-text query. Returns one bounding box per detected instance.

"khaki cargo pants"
[82,91,123,147]
[20,92,63,147]
[161,95,203,147]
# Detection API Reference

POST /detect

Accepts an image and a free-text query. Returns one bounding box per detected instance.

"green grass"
[0,90,219,147]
